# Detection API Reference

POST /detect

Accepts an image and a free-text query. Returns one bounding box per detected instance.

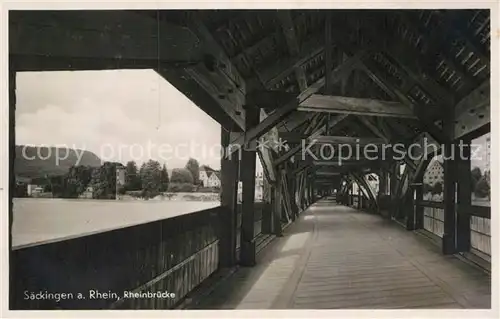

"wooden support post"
[310,174,315,204]
[358,183,362,209]
[414,182,424,230]
[261,175,273,234]
[273,169,283,237]
[442,142,457,255]
[9,68,16,310]
[308,175,313,205]
[289,166,298,220]
[303,169,309,207]
[390,163,399,218]
[442,99,457,255]
[379,171,387,196]
[301,172,307,209]
[239,106,259,266]
[456,139,472,252]
[378,170,388,215]
[219,128,239,268]
[405,189,416,230]
[348,186,353,206]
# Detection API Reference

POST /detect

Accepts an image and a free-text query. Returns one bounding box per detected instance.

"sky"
[16,70,226,170]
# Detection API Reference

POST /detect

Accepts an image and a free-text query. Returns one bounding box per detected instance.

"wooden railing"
[12,206,222,310]
[416,200,491,258]
[419,200,445,238]
[470,215,491,257]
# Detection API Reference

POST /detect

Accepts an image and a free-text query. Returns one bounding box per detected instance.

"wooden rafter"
[280,134,386,145]
[454,79,490,139]
[357,62,447,144]
[324,12,334,94]
[397,11,477,93]
[438,11,489,67]
[351,172,379,210]
[277,11,308,91]
[229,48,363,152]
[261,35,324,88]
[299,95,419,118]
[274,114,348,167]
[357,116,417,171]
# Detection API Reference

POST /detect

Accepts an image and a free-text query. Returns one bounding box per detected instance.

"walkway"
[193,198,491,309]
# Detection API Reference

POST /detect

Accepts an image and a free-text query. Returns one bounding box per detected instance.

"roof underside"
[9,9,491,176]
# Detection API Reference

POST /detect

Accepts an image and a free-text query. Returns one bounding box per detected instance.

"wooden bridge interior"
[9,9,492,310]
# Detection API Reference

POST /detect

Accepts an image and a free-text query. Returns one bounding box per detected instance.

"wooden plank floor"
[193,199,491,309]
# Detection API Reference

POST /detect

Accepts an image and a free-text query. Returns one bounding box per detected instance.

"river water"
[12,198,220,249]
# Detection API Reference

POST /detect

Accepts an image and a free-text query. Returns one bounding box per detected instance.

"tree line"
[17,157,207,199]
[422,166,490,199]
[122,158,202,198]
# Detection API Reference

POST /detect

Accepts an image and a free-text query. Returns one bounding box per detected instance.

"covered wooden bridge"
[9,9,491,310]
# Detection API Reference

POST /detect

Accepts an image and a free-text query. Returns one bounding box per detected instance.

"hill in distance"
[15,145,102,179]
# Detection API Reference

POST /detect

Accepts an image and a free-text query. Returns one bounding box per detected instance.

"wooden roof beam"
[281,112,316,132]
[397,11,477,92]
[357,116,417,171]
[299,50,367,100]
[454,80,490,139]
[10,11,204,71]
[229,48,363,151]
[438,11,489,67]
[382,46,455,107]
[324,22,446,142]
[228,97,298,152]
[341,14,455,107]
[273,114,348,167]
[185,14,251,131]
[351,171,379,210]
[298,95,419,119]
[324,12,334,94]
[188,14,247,95]
[277,11,308,91]
[280,134,386,145]
[356,62,447,144]
[259,34,324,88]
[314,160,376,167]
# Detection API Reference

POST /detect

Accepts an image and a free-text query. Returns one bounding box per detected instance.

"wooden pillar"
[358,183,362,209]
[378,171,388,214]
[9,68,16,310]
[414,182,424,230]
[261,175,273,234]
[456,139,471,252]
[405,192,415,230]
[442,142,457,254]
[379,171,387,196]
[351,185,354,207]
[302,172,307,209]
[441,97,458,255]
[219,129,239,268]
[309,174,314,206]
[390,163,399,218]
[273,169,283,237]
[302,172,307,207]
[239,106,259,266]
[289,167,298,220]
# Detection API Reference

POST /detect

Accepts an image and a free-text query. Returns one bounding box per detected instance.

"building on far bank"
[199,165,221,188]
[423,160,444,187]
[116,165,126,187]
[116,164,126,199]
[27,184,44,196]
